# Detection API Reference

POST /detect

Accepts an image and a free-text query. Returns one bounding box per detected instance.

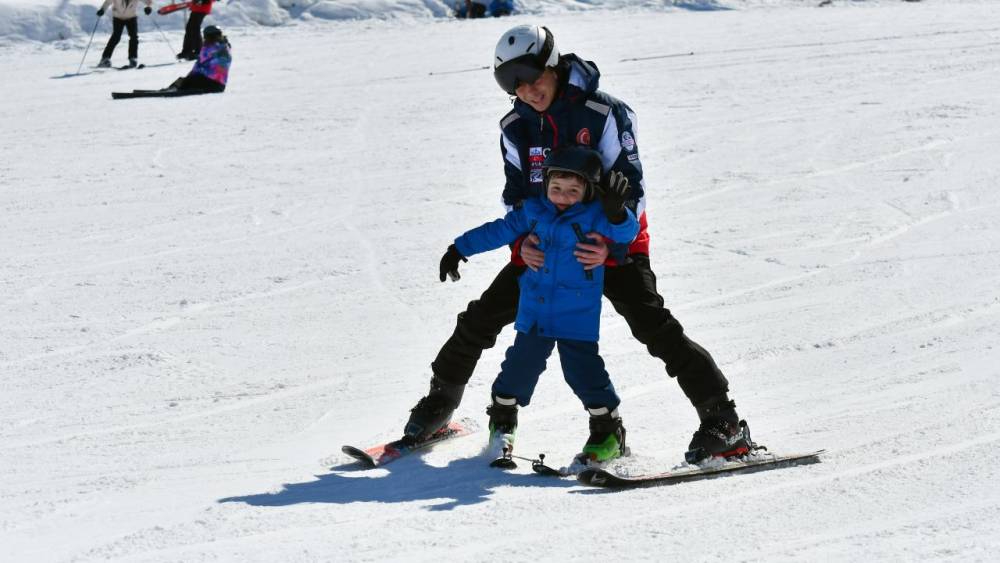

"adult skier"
[95,0,153,68]
[177,0,216,60]
[406,25,752,464]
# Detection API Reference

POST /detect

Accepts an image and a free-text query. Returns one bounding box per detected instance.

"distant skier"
[177,0,216,61]
[404,25,754,465]
[455,0,512,18]
[96,0,153,69]
[457,1,486,18]
[441,146,638,463]
[112,26,231,99]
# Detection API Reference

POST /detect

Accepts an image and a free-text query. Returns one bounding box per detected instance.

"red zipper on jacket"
[540,112,559,148]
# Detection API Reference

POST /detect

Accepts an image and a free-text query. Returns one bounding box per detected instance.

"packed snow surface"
[2,0,1000,561]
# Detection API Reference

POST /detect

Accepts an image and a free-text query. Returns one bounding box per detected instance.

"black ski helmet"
[203,25,224,42]
[542,146,603,202]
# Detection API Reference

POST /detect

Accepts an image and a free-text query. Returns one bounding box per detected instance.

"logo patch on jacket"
[621,131,636,152]
[529,146,546,183]
[576,128,591,146]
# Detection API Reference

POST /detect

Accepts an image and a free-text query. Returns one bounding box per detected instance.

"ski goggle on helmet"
[493,25,560,95]
[543,146,603,202]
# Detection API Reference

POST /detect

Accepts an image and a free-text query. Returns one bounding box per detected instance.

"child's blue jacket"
[454,197,638,342]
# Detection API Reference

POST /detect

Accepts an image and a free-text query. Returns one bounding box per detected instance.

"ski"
[530,450,626,477]
[157,1,192,15]
[341,419,474,468]
[577,449,825,489]
[118,64,146,70]
[111,90,206,99]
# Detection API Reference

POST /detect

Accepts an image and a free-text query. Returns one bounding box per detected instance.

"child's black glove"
[439,244,467,282]
[144,6,152,15]
[599,170,630,224]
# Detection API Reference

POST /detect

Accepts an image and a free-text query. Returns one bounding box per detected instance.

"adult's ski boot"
[577,407,628,463]
[127,58,138,68]
[685,396,751,464]
[97,58,112,68]
[486,395,518,468]
[402,376,465,443]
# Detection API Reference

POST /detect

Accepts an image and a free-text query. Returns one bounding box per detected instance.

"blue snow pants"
[491,328,620,410]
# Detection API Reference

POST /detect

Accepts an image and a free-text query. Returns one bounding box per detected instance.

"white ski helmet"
[493,25,560,94]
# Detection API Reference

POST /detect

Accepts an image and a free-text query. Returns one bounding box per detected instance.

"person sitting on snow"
[166,25,231,94]
[441,146,638,465]
[113,25,230,99]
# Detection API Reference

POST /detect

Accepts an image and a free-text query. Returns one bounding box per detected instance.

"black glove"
[439,244,467,282]
[598,170,630,223]
[144,6,152,15]
[96,8,105,16]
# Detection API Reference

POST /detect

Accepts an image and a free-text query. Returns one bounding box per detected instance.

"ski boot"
[486,395,518,468]
[128,58,138,68]
[402,376,465,443]
[577,407,628,464]
[685,396,751,464]
[97,58,112,68]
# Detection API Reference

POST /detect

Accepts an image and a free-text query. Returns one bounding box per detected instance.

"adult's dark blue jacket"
[498,53,650,257]
[453,197,638,342]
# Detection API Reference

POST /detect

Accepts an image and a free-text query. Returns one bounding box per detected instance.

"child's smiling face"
[547,173,586,211]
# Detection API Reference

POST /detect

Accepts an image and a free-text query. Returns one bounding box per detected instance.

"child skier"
[96,0,153,68]
[440,146,639,464]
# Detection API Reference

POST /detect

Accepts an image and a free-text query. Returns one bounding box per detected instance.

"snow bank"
[0,0,900,44]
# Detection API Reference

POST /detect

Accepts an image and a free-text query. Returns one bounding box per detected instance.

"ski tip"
[489,457,517,470]
[340,445,377,468]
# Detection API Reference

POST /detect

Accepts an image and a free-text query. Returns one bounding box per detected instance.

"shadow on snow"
[218,454,577,511]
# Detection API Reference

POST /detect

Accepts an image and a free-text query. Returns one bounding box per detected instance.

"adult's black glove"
[439,244,467,282]
[144,6,152,15]
[96,8,105,16]
[598,170,630,223]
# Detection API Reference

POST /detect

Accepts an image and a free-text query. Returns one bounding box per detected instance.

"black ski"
[118,64,146,70]
[577,449,825,489]
[111,90,200,99]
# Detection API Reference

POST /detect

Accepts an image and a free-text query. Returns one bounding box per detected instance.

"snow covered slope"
[2,1,1000,561]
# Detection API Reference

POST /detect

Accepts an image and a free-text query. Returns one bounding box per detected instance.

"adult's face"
[515,68,558,113]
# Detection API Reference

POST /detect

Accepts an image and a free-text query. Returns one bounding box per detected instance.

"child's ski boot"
[576,407,628,464]
[486,395,518,468]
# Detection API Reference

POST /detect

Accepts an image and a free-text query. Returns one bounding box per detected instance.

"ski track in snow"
[3,2,1000,561]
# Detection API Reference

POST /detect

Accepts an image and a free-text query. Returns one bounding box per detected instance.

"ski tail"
[340,419,475,468]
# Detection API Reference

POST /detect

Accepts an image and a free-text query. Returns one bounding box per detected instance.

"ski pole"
[76,16,101,75]
[149,15,176,58]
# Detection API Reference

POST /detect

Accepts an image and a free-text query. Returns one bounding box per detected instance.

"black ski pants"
[182,12,207,57]
[430,255,730,407]
[102,17,139,61]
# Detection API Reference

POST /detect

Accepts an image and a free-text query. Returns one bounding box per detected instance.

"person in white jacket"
[96,0,153,68]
